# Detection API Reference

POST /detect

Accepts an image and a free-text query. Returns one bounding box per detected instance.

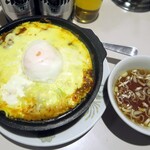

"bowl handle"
[81,28,107,61]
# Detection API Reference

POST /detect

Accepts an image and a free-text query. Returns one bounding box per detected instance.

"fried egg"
[0,21,93,121]
[23,40,63,82]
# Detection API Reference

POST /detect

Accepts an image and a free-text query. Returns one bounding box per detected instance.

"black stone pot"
[0,16,106,132]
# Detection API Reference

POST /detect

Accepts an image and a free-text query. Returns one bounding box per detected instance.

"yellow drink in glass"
[75,0,103,23]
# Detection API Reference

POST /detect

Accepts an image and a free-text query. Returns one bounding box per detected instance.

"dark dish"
[0,16,106,132]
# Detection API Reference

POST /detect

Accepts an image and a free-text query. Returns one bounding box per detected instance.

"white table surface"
[0,0,150,149]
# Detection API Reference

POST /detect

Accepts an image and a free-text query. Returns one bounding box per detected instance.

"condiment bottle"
[0,0,35,21]
[38,0,74,20]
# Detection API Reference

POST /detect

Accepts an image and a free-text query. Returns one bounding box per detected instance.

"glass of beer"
[74,0,103,23]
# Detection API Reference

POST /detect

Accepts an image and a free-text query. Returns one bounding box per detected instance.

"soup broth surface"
[114,69,150,127]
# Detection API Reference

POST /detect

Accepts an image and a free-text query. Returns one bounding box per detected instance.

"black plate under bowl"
[0,16,106,132]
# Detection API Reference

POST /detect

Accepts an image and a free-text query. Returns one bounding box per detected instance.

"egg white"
[23,40,63,82]
[1,73,32,105]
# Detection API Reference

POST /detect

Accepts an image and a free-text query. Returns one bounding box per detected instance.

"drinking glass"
[74,0,103,23]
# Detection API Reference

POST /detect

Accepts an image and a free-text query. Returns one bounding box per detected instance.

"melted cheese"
[0,21,93,121]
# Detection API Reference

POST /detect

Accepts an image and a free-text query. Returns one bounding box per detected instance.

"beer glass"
[74,0,103,23]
